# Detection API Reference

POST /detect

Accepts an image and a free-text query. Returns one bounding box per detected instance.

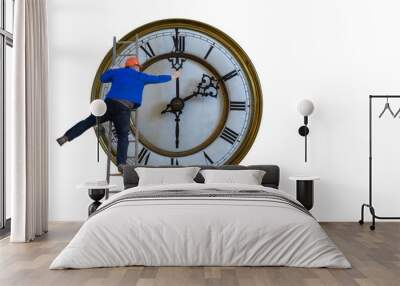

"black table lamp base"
[296,180,314,210]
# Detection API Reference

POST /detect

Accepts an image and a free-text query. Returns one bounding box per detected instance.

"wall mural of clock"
[91,19,262,166]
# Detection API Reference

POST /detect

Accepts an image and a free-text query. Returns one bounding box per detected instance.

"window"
[0,0,14,235]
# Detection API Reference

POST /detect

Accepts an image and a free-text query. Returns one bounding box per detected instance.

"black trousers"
[64,99,132,165]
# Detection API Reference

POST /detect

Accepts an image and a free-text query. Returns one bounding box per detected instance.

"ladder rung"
[119,53,138,57]
[110,173,123,177]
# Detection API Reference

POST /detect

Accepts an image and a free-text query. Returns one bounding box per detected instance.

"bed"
[50,165,350,269]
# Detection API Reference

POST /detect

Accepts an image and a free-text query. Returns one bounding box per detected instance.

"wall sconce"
[297,99,315,162]
[90,99,107,162]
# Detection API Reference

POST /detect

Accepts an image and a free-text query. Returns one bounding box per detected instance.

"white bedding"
[50,183,351,269]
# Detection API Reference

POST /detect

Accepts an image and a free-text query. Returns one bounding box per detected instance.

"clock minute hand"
[175,78,180,98]
[161,76,181,113]
[174,78,181,148]
[175,111,181,149]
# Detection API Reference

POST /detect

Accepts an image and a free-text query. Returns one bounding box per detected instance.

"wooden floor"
[0,222,399,286]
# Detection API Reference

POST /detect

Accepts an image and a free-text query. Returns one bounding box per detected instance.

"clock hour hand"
[183,93,197,102]
[182,74,219,102]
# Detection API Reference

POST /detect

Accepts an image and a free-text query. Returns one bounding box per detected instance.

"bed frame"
[123,165,280,189]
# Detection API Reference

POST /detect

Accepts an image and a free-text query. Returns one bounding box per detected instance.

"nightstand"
[77,183,117,216]
[289,176,320,210]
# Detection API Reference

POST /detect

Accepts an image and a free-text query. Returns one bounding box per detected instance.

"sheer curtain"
[10,0,48,242]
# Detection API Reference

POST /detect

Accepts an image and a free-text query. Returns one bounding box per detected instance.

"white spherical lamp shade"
[297,99,314,116]
[90,99,107,117]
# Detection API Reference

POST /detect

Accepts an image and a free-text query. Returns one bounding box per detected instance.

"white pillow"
[200,169,266,185]
[136,167,201,186]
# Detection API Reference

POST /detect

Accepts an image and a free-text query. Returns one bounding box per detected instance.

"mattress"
[50,183,350,269]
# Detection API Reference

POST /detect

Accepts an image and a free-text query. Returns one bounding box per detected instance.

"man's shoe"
[117,164,126,173]
[56,136,68,146]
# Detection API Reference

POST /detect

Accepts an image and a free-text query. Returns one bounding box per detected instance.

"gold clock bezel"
[91,18,263,165]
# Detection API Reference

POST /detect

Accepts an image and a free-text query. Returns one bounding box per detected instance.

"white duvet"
[50,183,351,269]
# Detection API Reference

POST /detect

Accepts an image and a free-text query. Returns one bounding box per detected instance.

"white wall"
[48,0,400,221]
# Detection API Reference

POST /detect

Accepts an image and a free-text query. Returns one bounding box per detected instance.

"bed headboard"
[123,165,280,190]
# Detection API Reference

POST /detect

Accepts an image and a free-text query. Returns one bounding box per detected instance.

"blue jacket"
[100,67,171,107]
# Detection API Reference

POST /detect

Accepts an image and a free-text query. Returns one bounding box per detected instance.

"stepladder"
[104,107,140,199]
[102,35,141,199]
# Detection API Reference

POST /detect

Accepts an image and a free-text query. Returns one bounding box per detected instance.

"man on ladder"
[57,57,180,172]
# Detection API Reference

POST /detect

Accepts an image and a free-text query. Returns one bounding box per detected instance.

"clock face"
[92,19,262,166]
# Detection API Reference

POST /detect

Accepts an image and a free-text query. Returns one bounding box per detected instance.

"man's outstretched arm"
[140,71,180,84]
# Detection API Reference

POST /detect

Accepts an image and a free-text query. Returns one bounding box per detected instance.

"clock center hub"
[170,97,185,112]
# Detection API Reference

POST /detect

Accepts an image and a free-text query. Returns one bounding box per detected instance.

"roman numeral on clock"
[170,158,179,165]
[220,127,239,145]
[140,42,156,58]
[221,70,238,82]
[172,28,185,53]
[138,147,151,165]
[229,101,246,111]
[203,152,214,165]
[204,45,214,59]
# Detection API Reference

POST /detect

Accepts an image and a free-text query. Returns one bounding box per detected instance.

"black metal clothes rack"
[359,95,400,230]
